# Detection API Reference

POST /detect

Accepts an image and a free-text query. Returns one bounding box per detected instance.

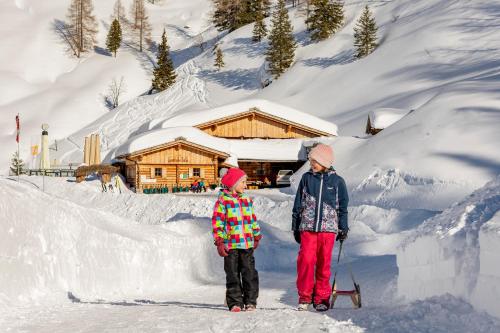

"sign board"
[140,175,156,183]
[179,173,189,179]
[31,145,39,156]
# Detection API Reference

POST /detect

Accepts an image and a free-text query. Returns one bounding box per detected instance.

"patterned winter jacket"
[292,169,349,233]
[212,190,262,249]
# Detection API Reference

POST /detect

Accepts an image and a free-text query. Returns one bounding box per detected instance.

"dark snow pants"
[224,248,259,309]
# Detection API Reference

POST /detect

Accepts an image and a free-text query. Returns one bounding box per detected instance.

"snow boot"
[314,303,329,312]
[230,305,242,312]
[245,304,256,312]
[297,303,310,311]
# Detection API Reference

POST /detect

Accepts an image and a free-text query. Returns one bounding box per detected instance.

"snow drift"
[0,177,222,307]
[397,176,500,319]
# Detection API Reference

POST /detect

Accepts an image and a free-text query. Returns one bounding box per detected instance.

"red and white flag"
[15,114,20,143]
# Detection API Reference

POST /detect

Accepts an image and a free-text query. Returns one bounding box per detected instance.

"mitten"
[215,238,229,257]
[253,234,262,250]
[336,229,348,242]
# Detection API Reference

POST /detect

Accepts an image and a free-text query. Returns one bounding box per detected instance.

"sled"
[330,240,362,309]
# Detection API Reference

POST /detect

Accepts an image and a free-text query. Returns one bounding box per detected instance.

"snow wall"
[0,178,222,306]
[396,176,500,319]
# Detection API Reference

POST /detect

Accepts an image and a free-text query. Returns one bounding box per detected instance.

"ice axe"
[330,239,362,309]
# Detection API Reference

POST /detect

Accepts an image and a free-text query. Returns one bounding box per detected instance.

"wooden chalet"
[116,137,231,192]
[114,100,337,192]
[195,107,332,139]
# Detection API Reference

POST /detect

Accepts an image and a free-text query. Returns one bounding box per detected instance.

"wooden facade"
[196,107,332,139]
[118,139,230,192]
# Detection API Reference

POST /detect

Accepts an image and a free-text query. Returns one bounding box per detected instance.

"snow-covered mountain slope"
[0,0,213,171]
[42,0,499,211]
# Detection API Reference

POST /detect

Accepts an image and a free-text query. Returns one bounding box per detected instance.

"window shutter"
[162,167,167,178]
[189,168,193,178]
[200,168,205,178]
[150,167,154,178]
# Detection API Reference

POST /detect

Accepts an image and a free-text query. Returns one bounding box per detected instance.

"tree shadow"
[302,50,355,68]
[198,68,260,90]
[68,292,227,310]
[224,37,267,59]
[94,46,111,57]
[432,152,500,177]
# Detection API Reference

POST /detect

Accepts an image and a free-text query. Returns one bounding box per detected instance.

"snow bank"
[368,108,410,130]
[472,211,500,318]
[397,176,500,318]
[0,178,222,307]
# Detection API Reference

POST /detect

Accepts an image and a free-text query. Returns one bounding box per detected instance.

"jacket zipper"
[238,197,244,222]
[316,174,324,232]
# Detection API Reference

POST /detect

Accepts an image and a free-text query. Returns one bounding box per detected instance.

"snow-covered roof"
[112,127,309,165]
[159,99,338,136]
[368,108,410,129]
[113,127,231,158]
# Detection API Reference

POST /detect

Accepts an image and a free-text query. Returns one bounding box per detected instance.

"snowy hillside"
[1,0,500,331]
[0,0,213,171]
[38,0,498,210]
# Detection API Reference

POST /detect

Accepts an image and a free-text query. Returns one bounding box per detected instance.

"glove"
[253,235,262,250]
[293,230,301,244]
[215,238,229,257]
[336,229,348,242]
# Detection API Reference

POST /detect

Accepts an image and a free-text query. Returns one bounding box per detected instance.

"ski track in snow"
[52,59,209,165]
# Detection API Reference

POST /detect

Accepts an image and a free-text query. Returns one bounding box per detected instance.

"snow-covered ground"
[1,176,500,332]
[1,0,500,331]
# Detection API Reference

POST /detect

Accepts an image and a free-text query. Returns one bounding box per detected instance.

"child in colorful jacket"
[212,168,262,312]
[292,144,349,312]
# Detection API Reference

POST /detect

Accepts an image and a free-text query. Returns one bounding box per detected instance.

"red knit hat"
[309,144,334,168]
[221,168,247,189]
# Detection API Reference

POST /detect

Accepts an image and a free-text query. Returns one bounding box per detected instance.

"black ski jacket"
[292,169,349,233]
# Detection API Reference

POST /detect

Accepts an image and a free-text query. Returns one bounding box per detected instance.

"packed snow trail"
[2,177,500,332]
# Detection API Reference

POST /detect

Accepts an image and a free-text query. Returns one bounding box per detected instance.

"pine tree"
[354,5,378,58]
[10,151,25,176]
[66,0,98,58]
[265,0,297,79]
[106,19,122,57]
[252,0,267,42]
[130,0,152,51]
[113,0,127,24]
[212,0,270,32]
[306,0,344,42]
[214,46,225,70]
[152,29,176,92]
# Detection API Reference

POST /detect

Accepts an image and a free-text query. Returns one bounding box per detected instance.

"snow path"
[2,177,500,332]
[3,260,500,332]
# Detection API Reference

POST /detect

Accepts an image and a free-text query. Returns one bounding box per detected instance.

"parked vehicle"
[276,169,293,186]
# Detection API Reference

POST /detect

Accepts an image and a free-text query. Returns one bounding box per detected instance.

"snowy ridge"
[397,176,500,318]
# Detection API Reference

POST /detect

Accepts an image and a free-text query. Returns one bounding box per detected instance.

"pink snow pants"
[296,231,336,305]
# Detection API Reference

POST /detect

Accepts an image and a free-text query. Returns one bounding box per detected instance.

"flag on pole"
[15,114,20,143]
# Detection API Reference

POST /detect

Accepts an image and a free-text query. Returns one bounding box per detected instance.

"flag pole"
[16,113,20,182]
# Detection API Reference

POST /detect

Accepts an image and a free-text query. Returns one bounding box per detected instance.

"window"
[154,168,162,177]
[193,168,201,177]
[255,168,265,176]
